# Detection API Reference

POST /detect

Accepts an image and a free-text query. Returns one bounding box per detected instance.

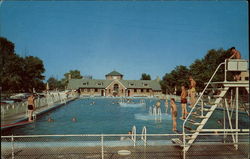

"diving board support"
[225,99,236,146]
[235,87,239,150]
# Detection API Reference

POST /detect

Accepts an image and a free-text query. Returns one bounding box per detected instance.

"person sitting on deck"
[170,98,178,132]
[228,47,242,81]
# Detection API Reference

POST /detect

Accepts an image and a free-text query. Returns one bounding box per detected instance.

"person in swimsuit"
[27,94,36,122]
[181,85,188,119]
[189,76,196,108]
[170,98,177,132]
[229,47,242,81]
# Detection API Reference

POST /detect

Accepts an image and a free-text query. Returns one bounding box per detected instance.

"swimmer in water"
[47,117,54,122]
[72,117,77,122]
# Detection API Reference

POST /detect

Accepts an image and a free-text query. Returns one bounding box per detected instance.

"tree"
[140,73,151,80]
[1,54,25,92]
[22,56,45,92]
[189,48,233,92]
[60,70,83,88]
[161,48,233,94]
[0,37,46,93]
[161,65,189,95]
[47,77,64,90]
[0,37,15,69]
[64,70,83,79]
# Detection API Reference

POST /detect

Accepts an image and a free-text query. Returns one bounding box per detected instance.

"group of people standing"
[167,47,242,132]
[167,76,196,132]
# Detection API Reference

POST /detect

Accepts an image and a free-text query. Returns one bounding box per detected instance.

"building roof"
[105,71,123,76]
[67,79,112,89]
[68,79,161,91]
[120,80,161,90]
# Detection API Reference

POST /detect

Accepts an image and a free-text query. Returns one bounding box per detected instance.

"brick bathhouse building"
[67,71,162,97]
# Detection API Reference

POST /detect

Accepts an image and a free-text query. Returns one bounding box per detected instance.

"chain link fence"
[1,133,249,159]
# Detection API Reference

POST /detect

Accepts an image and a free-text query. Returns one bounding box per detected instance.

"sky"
[0,1,249,81]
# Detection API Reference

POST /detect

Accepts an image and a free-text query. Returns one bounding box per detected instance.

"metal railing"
[131,125,136,147]
[141,126,147,146]
[1,133,249,159]
[182,61,226,148]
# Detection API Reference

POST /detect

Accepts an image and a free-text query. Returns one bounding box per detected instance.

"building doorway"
[113,84,119,97]
[128,90,130,97]
[101,90,104,96]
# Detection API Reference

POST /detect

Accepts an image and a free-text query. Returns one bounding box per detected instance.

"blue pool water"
[2,97,249,135]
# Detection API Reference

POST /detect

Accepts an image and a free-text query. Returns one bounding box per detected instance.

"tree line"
[0,37,82,93]
[47,70,83,91]
[1,37,235,94]
[160,49,234,95]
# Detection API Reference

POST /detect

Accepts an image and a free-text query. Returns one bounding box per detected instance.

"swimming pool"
[2,97,249,135]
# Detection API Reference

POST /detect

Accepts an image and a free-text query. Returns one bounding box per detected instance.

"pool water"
[2,98,249,135]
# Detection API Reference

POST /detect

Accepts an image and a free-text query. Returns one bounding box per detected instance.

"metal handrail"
[182,61,226,150]
[131,125,136,147]
[141,126,147,146]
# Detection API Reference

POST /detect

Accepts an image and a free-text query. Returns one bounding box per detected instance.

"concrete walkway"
[1,97,78,130]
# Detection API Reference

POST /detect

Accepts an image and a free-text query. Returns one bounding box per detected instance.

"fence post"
[11,135,14,159]
[101,134,104,159]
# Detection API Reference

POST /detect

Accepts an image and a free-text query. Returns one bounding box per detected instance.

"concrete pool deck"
[1,97,78,130]
[1,143,248,159]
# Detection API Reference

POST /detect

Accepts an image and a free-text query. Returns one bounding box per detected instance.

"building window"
[121,89,123,93]
[143,83,148,86]
[134,89,137,92]
[130,83,134,86]
[109,89,111,93]
[147,89,150,92]
[97,83,103,86]
[245,77,249,80]
[95,89,98,92]
[83,83,87,85]
[141,89,144,92]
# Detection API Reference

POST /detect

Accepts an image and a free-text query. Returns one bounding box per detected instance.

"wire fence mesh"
[1,133,249,159]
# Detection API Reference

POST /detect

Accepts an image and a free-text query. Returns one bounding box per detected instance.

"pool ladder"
[131,125,147,147]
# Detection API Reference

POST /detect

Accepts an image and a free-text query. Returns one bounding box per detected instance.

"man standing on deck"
[228,47,242,81]
[189,76,196,108]
[181,85,188,119]
[27,94,36,122]
[170,98,177,132]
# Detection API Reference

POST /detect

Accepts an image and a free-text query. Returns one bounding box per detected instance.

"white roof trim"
[105,80,127,89]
